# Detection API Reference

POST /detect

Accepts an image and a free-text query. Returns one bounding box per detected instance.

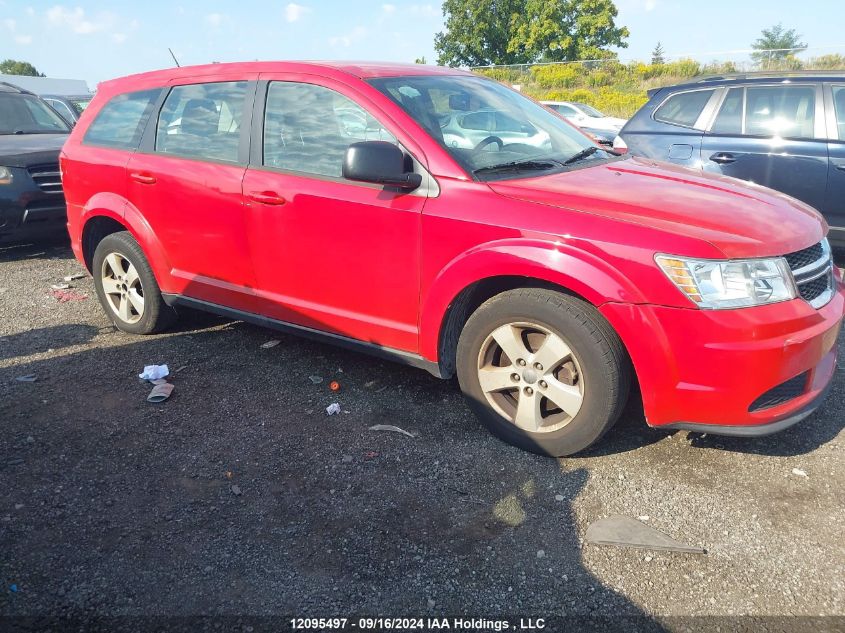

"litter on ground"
[368,424,417,439]
[326,403,341,415]
[49,288,87,302]
[15,375,37,383]
[139,365,169,381]
[63,273,86,282]
[309,375,324,385]
[260,340,280,349]
[585,514,706,554]
[147,382,174,403]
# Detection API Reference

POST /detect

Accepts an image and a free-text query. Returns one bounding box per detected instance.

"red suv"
[61,62,844,456]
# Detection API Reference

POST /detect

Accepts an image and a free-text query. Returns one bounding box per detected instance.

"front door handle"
[709,152,737,165]
[835,163,845,172]
[130,172,157,185]
[247,191,287,206]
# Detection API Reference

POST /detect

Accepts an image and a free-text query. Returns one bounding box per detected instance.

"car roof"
[657,70,845,95]
[97,61,473,93]
[0,81,35,95]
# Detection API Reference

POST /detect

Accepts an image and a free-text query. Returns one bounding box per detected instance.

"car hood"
[487,156,826,258]
[584,117,626,131]
[0,134,67,167]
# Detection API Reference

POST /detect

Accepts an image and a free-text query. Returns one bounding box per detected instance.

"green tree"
[0,59,44,76]
[414,56,427,64]
[435,0,628,67]
[751,23,807,66]
[651,41,665,65]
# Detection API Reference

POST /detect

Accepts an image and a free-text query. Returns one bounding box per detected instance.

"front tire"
[456,288,630,456]
[92,231,177,334]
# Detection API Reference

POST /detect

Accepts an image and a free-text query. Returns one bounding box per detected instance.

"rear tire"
[92,231,177,334]
[456,288,630,456]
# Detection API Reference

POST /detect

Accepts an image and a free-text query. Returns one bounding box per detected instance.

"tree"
[0,59,44,76]
[651,41,665,65]
[414,56,427,64]
[435,0,628,67]
[751,23,807,66]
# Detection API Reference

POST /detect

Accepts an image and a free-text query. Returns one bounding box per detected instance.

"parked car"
[439,109,551,150]
[41,94,93,125]
[542,100,626,133]
[616,72,845,248]
[61,62,844,456]
[0,82,70,242]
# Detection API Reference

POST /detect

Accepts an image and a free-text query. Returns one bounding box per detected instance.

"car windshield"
[369,75,611,180]
[574,103,605,118]
[0,93,70,135]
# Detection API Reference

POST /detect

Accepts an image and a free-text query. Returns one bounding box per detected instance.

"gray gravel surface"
[1,239,844,630]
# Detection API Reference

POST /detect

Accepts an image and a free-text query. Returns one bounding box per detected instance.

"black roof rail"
[696,70,845,82]
[0,81,35,95]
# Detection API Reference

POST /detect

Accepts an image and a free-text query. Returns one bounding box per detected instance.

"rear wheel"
[456,288,630,456]
[92,231,177,334]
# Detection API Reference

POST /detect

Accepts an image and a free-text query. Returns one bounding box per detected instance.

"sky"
[1,0,843,89]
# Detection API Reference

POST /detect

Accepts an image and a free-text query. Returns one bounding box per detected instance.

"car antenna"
[168,47,181,67]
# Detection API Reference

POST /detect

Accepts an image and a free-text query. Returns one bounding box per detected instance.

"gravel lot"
[1,238,844,630]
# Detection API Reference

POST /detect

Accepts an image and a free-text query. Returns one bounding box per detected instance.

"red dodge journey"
[60,62,845,455]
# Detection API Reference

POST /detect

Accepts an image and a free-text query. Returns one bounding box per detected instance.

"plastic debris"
[260,339,280,349]
[586,515,706,554]
[341,455,353,463]
[329,380,341,391]
[554,494,564,502]
[15,374,37,383]
[139,365,169,381]
[326,403,341,415]
[49,288,87,302]
[368,424,417,439]
[9,584,18,593]
[231,485,242,496]
[150,378,168,386]
[63,273,86,282]
[174,365,188,374]
[147,383,174,403]
[50,283,71,290]
[792,468,808,478]
[536,550,546,558]
[309,375,324,385]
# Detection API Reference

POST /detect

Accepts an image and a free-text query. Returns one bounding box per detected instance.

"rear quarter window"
[83,89,162,150]
[653,89,715,128]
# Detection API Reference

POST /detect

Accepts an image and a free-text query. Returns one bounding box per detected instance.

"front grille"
[26,163,63,194]
[749,371,809,412]
[784,243,823,271]
[783,241,834,309]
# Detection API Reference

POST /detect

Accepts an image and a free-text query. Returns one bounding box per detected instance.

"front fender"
[419,238,648,362]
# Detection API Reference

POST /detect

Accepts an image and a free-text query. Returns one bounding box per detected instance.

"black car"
[0,82,70,242]
[616,72,845,247]
[41,93,93,125]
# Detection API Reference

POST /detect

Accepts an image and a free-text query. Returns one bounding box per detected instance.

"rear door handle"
[130,172,157,185]
[247,191,287,206]
[709,152,737,165]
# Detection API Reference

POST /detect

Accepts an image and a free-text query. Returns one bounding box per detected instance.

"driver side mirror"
[343,141,422,191]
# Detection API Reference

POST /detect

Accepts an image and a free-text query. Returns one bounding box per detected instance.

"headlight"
[0,166,12,185]
[655,254,797,309]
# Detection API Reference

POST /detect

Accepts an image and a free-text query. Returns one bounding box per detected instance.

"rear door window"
[155,81,248,163]
[653,89,715,128]
[744,85,815,138]
[710,87,743,135]
[83,89,161,149]
[830,85,845,140]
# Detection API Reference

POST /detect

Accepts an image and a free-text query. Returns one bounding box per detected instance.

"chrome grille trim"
[784,239,834,309]
[26,163,63,194]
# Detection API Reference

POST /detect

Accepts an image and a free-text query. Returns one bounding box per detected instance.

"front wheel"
[456,288,630,456]
[92,231,177,334]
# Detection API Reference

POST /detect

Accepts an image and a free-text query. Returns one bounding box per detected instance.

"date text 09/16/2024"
[289,617,546,630]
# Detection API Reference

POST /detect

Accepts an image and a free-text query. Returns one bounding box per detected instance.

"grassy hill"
[474,54,845,118]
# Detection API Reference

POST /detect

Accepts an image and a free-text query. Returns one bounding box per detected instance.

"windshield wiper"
[473,159,563,176]
[562,146,600,165]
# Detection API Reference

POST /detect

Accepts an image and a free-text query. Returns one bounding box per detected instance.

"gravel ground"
[1,239,844,631]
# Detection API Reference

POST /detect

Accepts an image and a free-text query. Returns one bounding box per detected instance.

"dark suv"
[0,82,70,241]
[616,72,845,247]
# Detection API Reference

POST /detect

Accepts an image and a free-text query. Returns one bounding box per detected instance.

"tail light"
[612,135,628,154]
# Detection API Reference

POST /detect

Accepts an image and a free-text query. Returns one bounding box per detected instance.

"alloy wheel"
[100,252,144,324]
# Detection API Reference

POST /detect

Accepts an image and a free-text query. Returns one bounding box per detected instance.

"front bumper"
[600,272,844,433]
[0,166,67,241]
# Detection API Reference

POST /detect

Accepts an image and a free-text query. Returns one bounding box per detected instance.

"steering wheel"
[473,135,504,152]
